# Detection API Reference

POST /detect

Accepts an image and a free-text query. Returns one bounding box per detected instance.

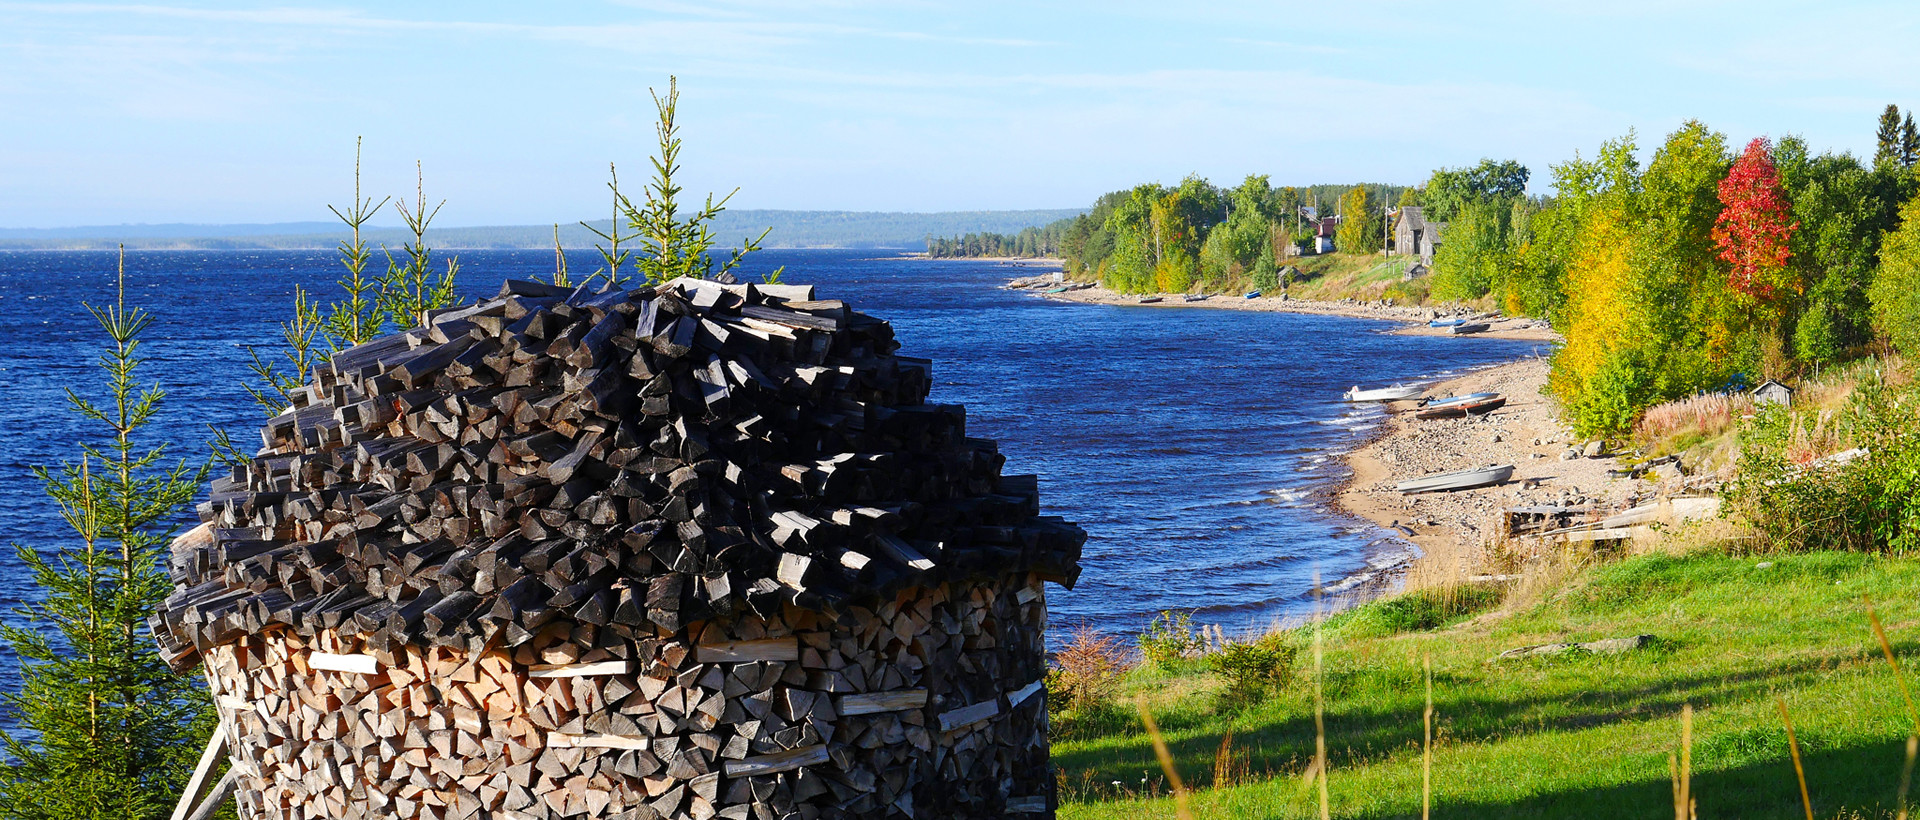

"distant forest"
[0,209,1085,251]
[926,180,1409,293]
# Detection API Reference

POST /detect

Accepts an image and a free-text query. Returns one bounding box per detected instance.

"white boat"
[1397,464,1515,494]
[1344,384,1424,403]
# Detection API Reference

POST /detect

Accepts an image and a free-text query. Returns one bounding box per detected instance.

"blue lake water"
[0,249,1538,667]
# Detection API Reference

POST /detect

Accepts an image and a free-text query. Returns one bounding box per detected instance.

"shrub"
[1051,624,1129,713]
[1138,611,1203,669]
[1332,586,1503,638]
[1731,373,1920,552]
[1206,633,1298,707]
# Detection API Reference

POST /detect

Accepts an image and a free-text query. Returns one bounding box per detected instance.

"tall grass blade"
[1681,704,1692,820]
[1778,698,1814,820]
[1314,571,1330,820]
[1423,654,1433,820]
[1867,597,1920,820]
[1134,698,1192,820]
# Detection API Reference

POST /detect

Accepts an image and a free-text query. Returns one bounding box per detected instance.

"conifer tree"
[620,77,778,286]
[0,252,214,819]
[1876,104,1904,168]
[1902,112,1919,168]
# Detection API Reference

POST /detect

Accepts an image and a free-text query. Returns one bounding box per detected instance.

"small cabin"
[1312,217,1339,255]
[1392,208,1445,263]
[1752,379,1794,407]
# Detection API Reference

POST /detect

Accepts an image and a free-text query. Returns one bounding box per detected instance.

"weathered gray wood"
[183,768,239,820]
[838,689,927,716]
[1006,796,1047,813]
[720,744,829,777]
[937,699,1000,732]
[168,723,229,820]
[1007,680,1044,708]
[695,638,799,663]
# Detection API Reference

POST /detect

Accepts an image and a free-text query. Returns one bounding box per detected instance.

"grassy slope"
[1054,550,1920,819]
[1279,253,1458,307]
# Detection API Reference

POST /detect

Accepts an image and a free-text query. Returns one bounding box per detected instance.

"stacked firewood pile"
[154,277,1084,820]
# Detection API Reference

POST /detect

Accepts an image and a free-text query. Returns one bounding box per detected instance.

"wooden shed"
[154,277,1085,820]
[1752,379,1794,407]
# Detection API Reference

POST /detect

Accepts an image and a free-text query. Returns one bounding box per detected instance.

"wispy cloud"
[1219,37,1346,55]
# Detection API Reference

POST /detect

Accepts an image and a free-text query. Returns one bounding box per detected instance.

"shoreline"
[1006,270,1596,610]
[1331,357,1640,589]
[1021,281,1560,343]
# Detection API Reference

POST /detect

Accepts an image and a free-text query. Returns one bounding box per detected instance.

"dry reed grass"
[1781,697,1815,820]
[1669,703,1695,820]
[1637,391,1755,444]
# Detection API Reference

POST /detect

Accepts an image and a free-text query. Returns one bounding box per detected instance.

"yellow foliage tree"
[1550,206,1637,404]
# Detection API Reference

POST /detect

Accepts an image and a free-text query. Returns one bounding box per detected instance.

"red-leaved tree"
[1712,137,1798,302]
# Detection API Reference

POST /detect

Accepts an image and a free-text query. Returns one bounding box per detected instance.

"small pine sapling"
[0,251,216,819]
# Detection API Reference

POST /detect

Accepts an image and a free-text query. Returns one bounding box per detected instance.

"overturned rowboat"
[1344,384,1424,403]
[1415,395,1506,419]
[1421,392,1498,409]
[1397,464,1516,494]
[1451,322,1491,335]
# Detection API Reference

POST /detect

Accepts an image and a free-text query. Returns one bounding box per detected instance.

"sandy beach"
[1004,270,1621,590]
[1020,281,1560,343]
[1333,357,1641,583]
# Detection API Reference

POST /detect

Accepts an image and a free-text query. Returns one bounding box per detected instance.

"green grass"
[1053,550,1920,819]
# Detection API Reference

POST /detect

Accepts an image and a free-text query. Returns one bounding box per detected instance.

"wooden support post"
[169,724,230,820]
[184,768,240,820]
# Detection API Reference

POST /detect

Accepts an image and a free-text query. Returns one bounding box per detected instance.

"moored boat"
[1429,317,1466,327]
[1344,384,1424,403]
[1422,392,1498,409]
[1184,293,1209,302]
[1396,464,1516,494]
[1415,393,1505,419]
[1245,290,1262,299]
[1138,296,1163,304]
[1042,287,1067,294]
[1451,322,1491,335]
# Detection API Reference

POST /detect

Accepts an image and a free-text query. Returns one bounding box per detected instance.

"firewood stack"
[153,277,1085,820]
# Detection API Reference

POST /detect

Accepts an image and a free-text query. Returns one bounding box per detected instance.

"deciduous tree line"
[1427,109,1920,437]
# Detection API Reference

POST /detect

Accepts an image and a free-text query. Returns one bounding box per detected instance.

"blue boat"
[1245,290,1262,299]
[1422,392,1499,409]
[1429,317,1467,327]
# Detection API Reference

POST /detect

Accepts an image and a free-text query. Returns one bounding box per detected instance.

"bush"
[1561,349,1658,439]
[1731,373,1920,552]
[1206,633,1297,707]
[1051,624,1129,714]
[1138,611,1203,669]
[1332,586,1503,638]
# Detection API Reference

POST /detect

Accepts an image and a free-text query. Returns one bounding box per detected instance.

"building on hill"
[1392,207,1444,263]
[1312,216,1339,255]
[155,277,1086,820]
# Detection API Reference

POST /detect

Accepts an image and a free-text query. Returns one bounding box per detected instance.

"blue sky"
[0,1,1910,227]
